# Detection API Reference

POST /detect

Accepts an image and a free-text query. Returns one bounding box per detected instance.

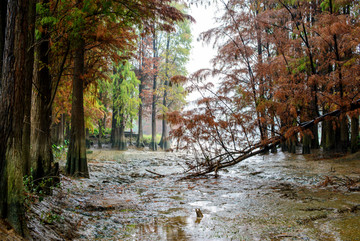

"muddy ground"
[3,148,360,240]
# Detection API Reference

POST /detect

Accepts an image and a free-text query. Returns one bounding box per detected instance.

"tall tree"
[158,15,191,150]
[31,0,69,184]
[111,60,140,150]
[66,32,88,177]
[64,0,189,173]
[150,27,159,151]
[0,1,7,86]
[0,0,35,235]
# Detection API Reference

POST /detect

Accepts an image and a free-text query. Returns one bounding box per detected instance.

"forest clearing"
[1,0,360,240]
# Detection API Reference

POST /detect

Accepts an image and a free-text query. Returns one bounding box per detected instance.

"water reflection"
[137,216,193,241]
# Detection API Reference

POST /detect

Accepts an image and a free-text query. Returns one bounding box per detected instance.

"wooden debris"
[145,169,165,178]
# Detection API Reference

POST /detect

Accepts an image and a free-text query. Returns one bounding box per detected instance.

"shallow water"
[41,148,360,240]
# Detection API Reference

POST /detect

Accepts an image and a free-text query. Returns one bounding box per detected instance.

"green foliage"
[320,0,342,12]
[40,211,64,224]
[23,171,60,208]
[143,134,161,145]
[52,144,67,162]
[112,60,141,129]
[157,6,192,115]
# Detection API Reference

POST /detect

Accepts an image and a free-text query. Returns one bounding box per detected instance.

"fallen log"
[182,99,360,179]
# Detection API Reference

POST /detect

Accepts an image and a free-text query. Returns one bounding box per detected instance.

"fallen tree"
[180,99,360,179]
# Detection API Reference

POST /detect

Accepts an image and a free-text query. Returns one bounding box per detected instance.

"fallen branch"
[145,169,165,178]
[181,99,360,179]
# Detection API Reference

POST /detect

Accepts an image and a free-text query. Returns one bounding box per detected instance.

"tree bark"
[337,115,349,153]
[0,0,34,236]
[66,36,89,178]
[351,115,359,153]
[98,119,103,148]
[0,0,7,87]
[150,30,158,151]
[111,107,117,147]
[136,36,145,148]
[159,34,170,151]
[119,118,127,151]
[323,118,336,152]
[23,0,36,176]
[136,78,145,147]
[30,24,55,183]
[59,113,65,145]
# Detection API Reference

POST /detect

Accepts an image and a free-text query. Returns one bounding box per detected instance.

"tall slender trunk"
[150,30,158,151]
[136,36,145,148]
[23,0,36,175]
[0,0,7,87]
[330,0,348,153]
[137,78,145,147]
[119,117,127,151]
[270,123,277,153]
[66,36,89,177]
[0,0,34,236]
[98,119,103,148]
[111,107,117,147]
[323,118,336,152]
[59,113,65,145]
[159,34,171,150]
[31,19,55,183]
[351,115,359,153]
[256,17,269,152]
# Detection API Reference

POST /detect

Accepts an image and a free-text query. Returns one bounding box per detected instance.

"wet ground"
[29,148,360,240]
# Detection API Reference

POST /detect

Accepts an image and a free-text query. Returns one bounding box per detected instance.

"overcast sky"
[185,3,218,104]
[186,4,218,75]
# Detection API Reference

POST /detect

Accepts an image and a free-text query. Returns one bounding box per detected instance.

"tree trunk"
[286,136,297,154]
[270,123,277,153]
[0,0,7,86]
[351,115,359,153]
[111,108,117,147]
[337,115,349,153]
[30,23,55,184]
[136,36,145,148]
[23,0,36,176]
[0,0,34,236]
[59,113,65,145]
[150,30,158,151]
[52,114,66,146]
[159,89,170,150]
[323,119,336,152]
[159,34,170,151]
[66,36,89,178]
[118,118,127,151]
[136,81,145,147]
[65,119,70,142]
[302,132,311,154]
[321,120,326,147]
[85,128,90,148]
[98,119,103,148]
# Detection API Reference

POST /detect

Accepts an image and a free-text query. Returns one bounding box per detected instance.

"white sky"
[186,4,217,74]
[185,3,218,104]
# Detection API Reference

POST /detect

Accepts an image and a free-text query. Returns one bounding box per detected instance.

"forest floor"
[2,147,360,240]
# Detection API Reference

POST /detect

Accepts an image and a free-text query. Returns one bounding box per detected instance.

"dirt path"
[24,148,360,240]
